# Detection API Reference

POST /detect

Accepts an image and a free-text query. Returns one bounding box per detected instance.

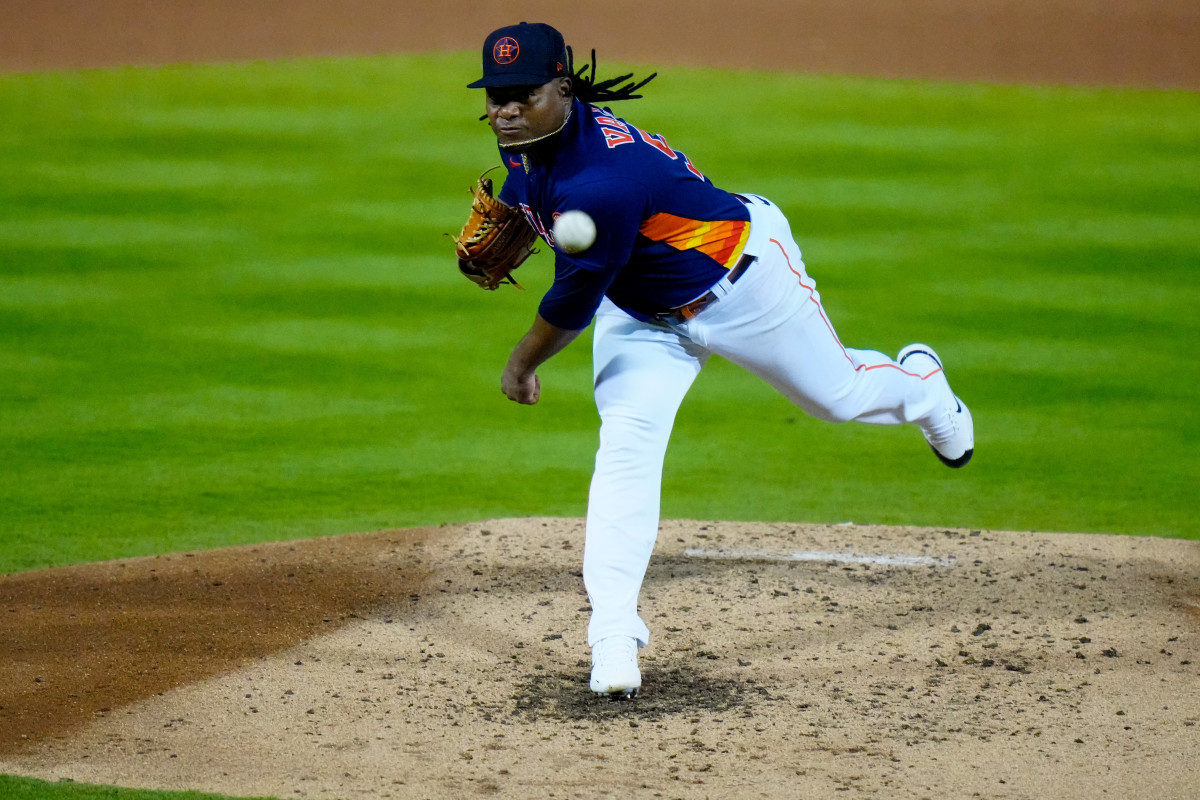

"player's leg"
[585,299,708,693]
[691,199,972,464]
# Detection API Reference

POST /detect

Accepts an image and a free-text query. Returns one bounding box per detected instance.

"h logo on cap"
[467,23,567,89]
[493,37,520,65]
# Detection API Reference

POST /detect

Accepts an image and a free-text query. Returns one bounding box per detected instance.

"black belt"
[653,252,756,324]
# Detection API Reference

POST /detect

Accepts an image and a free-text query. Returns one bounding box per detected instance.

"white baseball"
[553,210,597,254]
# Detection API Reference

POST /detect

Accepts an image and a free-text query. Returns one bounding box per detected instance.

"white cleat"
[590,636,641,698]
[898,344,974,468]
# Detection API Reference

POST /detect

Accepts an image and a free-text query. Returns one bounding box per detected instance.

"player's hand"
[501,367,541,405]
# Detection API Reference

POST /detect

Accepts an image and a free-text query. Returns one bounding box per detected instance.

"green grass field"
[1,52,1198,796]
[0,776,273,800]
[2,53,1198,582]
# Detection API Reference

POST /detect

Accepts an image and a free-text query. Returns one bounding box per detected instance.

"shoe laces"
[593,636,638,667]
[926,397,962,445]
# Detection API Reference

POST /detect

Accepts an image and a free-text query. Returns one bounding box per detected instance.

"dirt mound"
[3,519,1197,798]
[0,528,434,752]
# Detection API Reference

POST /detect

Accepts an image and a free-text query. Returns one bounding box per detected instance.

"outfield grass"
[1,52,1197,585]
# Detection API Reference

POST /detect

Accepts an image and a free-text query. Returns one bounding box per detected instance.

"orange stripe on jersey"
[639,212,750,269]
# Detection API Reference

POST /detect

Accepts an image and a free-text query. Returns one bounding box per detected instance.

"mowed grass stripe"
[1,54,1197,583]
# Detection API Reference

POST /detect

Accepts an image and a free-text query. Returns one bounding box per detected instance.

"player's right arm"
[500,181,646,404]
[500,314,582,405]
[537,179,648,329]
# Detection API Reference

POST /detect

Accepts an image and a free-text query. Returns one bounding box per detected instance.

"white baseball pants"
[584,195,947,647]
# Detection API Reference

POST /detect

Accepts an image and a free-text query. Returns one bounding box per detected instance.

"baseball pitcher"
[452,22,974,698]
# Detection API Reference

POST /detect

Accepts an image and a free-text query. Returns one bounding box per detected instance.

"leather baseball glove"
[451,169,538,290]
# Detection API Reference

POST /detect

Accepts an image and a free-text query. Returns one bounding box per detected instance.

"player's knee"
[597,412,671,456]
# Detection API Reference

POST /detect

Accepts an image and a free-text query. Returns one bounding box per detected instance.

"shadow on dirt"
[510,665,786,722]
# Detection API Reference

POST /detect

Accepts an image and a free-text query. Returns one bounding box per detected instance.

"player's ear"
[558,77,573,99]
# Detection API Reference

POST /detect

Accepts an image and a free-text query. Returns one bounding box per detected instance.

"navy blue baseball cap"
[467,22,569,88]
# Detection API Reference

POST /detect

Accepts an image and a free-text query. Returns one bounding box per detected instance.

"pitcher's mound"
[2,519,1198,798]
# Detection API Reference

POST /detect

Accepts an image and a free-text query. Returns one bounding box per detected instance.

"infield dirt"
[2,519,1198,798]
[2,3,1199,798]
[3,0,1199,88]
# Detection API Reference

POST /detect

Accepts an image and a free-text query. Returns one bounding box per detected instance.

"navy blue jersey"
[497,98,751,330]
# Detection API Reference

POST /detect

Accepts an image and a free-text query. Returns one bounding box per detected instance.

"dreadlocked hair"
[568,46,657,104]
